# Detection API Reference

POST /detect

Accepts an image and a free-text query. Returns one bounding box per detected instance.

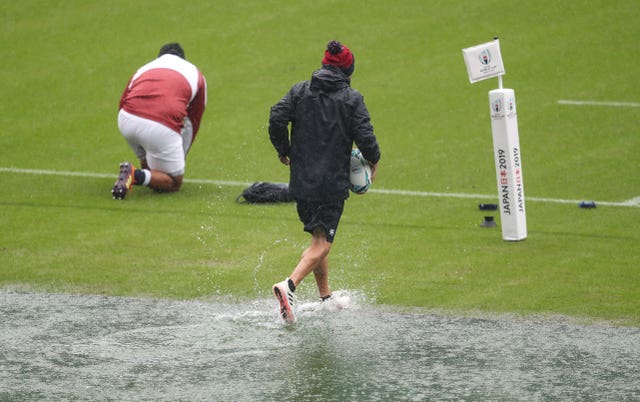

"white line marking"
[622,196,640,207]
[1,167,638,208]
[557,100,640,108]
[0,167,250,187]
[370,188,494,200]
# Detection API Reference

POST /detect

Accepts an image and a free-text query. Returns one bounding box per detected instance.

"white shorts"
[117,109,193,176]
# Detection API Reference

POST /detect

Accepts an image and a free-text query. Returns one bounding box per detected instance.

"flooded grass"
[1,288,639,401]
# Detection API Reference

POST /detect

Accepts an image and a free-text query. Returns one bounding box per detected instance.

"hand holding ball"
[349,148,372,194]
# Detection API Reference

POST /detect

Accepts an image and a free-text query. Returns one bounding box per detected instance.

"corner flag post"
[462,37,527,241]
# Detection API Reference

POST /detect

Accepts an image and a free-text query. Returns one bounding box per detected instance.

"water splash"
[1,288,638,401]
[252,237,291,295]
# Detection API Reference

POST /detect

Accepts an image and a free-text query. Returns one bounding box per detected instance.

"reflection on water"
[1,288,639,401]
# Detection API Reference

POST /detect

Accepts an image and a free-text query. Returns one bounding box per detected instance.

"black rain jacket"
[269,65,381,202]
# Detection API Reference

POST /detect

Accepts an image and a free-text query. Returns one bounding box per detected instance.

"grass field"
[2,0,639,325]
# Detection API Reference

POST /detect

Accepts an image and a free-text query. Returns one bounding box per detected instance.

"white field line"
[2,166,639,208]
[557,100,640,108]
[0,167,250,187]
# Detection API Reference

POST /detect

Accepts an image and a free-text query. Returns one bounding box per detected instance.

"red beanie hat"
[322,40,355,75]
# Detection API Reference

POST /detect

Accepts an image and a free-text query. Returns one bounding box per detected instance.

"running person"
[112,43,207,199]
[269,40,381,323]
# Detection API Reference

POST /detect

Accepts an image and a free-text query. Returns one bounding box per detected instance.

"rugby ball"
[349,148,372,194]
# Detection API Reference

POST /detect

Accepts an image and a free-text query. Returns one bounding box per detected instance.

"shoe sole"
[273,285,295,324]
[112,163,134,200]
[111,186,127,200]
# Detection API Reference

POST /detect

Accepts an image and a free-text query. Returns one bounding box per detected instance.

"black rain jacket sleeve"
[268,86,296,159]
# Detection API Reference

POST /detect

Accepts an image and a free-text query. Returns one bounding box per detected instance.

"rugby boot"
[273,279,296,324]
[111,162,136,200]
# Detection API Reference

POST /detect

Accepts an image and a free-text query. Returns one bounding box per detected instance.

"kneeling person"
[112,43,207,199]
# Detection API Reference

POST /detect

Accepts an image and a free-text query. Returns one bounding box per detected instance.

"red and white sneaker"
[111,162,136,200]
[273,280,296,324]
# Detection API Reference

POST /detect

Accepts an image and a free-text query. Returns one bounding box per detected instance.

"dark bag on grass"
[236,182,294,203]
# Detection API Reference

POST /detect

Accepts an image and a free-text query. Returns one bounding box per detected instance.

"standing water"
[1,288,639,401]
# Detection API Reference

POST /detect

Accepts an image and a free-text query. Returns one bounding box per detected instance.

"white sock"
[141,169,151,186]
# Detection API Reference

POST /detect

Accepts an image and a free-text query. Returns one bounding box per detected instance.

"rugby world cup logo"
[479,49,491,66]
[492,98,502,113]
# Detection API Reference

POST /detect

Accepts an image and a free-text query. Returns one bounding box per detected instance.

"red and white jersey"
[119,54,207,142]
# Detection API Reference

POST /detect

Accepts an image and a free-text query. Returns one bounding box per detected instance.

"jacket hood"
[310,66,351,92]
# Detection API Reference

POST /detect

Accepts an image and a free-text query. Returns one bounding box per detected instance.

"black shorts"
[296,199,345,243]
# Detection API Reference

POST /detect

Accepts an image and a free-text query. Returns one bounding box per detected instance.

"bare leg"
[148,171,183,192]
[313,256,331,299]
[289,227,332,296]
[139,158,183,192]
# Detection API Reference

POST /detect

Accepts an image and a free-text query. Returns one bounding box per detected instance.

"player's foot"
[321,291,350,311]
[273,280,296,323]
[111,162,136,200]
